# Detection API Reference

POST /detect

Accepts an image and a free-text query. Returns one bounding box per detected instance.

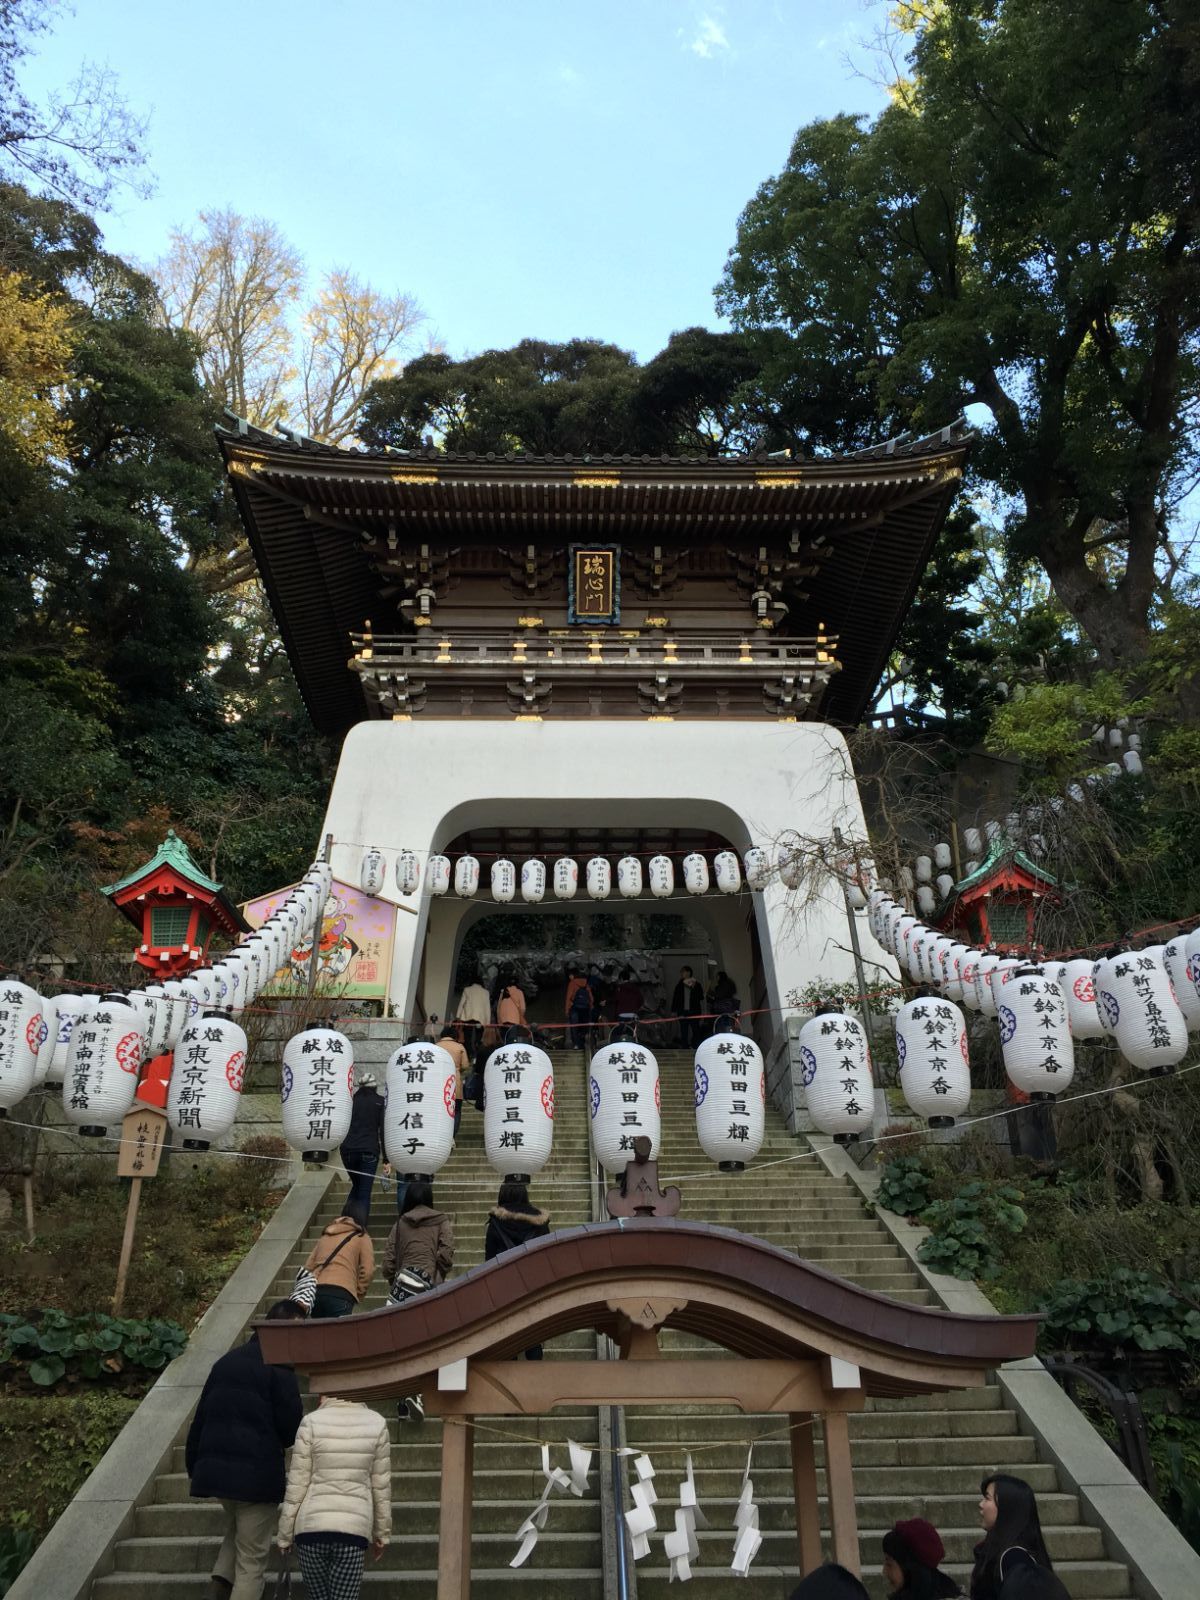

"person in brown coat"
[437,1027,470,1139]
[303,1200,374,1318]
[381,1181,454,1422]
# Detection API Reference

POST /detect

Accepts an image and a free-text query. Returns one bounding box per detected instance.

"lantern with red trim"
[62,993,143,1135]
[483,1039,554,1180]
[384,1041,456,1177]
[958,951,983,1012]
[280,1027,355,1162]
[1093,950,1188,1075]
[999,966,1075,1100]
[1162,937,1200,1033]
[694,1027,765,1170]
[167,1012,248,1150]
[896,995,970,1125]
[0,979,42,1112]
[590,1039,661,1173]
[32,995,58,1086]
[799,1008,873,1143]
[553,858,579,900]
[1052,958,1105,1039]
[973,953,1002,1016]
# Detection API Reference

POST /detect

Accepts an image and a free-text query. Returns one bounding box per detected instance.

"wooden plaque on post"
[117,1106,169,1179]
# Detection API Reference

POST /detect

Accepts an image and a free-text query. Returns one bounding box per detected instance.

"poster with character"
[241,878,396,1005]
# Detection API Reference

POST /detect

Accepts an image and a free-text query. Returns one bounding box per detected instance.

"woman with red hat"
[882,1518,962,1598]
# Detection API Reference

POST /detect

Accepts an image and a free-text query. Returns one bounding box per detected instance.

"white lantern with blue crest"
[590,1038,660,1174]
[799,1008,873,1143]
[694,1027,765,1170]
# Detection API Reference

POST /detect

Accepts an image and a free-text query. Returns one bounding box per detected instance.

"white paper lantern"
[455,854,481,898]
[942,944,969,1004]
[998,967,1075,1099]
[907,928,930,983]
[62,994,143,1134]
[1162,938,1200,1033]
[427,854,451,896]
[383,1041,457,1176]
[648,855,674,897]
[483,1040,554,1178]
[167,1013,248,1150]
[553,858,579,899]
[934,842,952,871]
[32,995,59,1086]
[159,980,191,1047]
[958,952,983,1012]
[989,958,1023,1011]
[617,856,642,898]
[682,852,710,895]
[897,996,970,1124]
[587,857,612,899]
[778,843,803,891]
[1054,958,1106,1039]
[280,1027,355,1162]
[491,859,516,902]
[936,873,955,899]
[899,866,915,892]
[743,848,770,891]
[714,850,742,894]
[915,855,932,884]
[1093,951,1188,1074]
[895,915,918,965]
[962,827,983,857]
[47,994,91,1083]
[799,1010,873,1143]
[395,850,421,895]
[694,1031,765,1169]
[0,979,42,1111]
[521,859,547,903]
[589,1040,661,1173]
[138,985,173,1057]
[916,885,936,916]
[974,953,1002,1016]
[177,974,206,1026]
[359,847,386,896]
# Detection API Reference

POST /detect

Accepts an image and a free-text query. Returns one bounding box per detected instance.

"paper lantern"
[455,854,481,898]
[396,851,421,895]
[62,994,143,1135]
[615,855,642,898]
[682,852,710,895]
[714,850,742,894]
[0,979,42,1112]
[914,855,932,884]
[427,854,451,896]
[988,958,1023,1012]
[778,844,803,891]
[590,1041,661,1173]
[799,1010,873,1143]
[962,827,983,856]
[522,859,547,903]
[483,1040,554,1179]
[648,855,674,897]
[743,849,770,891]
[176,973,207,1027]
[159,979,192,1047]
[32,995,58,1086]
[138,985,173,1058]
[916,885,936,915]
[895,915,918,966]
[1162,938,1200,1033]
[47,994,92,1083]
[491,859,516,902]
[936,874,955,899]
[1093,951,1188,1075]
[973,954,1002,1016]
[553,858,579,899]
[280,1027,355,1162]
[1054,958,1105,1039]
[383,1041,456,1176]
[587,857,612,899]
[694,1031,765,1170]
[167,1013,248,1150]
[999,966,1075,1099]
[934,842,952,871]
[907,928,930,983]
[359,847,386,896]
[942,944,969,1004]
[897,996,970,1124]
[959,952,982,1012]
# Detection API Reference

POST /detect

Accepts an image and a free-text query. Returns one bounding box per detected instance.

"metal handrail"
[1042,1357,1157,1496]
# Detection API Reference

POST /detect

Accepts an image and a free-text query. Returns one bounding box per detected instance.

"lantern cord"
[7,1054,1200,1191]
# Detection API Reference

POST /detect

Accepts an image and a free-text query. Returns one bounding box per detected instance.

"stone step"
[112,1530,605,1573]
[620,1407,1018,1440]
[94,1571,602,1599]
[635,1563,1132,1600]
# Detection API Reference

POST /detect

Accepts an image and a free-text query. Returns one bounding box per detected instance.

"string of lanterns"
[796,889,1200,1145]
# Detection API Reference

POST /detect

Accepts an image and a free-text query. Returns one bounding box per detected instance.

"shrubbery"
[0,1310,187,1391]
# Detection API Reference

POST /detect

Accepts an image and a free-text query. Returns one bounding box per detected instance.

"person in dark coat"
[340,1073,386,1219]
[186,1300,306,1600]
[882,1518,962,1598]
[970,1474,1054,1600]
[788,1564,870,1600]
[485,1179,550,1359]
[670,965,705,1049]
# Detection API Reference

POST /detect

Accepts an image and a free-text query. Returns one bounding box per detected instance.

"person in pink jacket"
[276,1395,390,1599]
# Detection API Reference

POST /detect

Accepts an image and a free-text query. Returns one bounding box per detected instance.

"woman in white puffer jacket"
[277,1395,391,1599]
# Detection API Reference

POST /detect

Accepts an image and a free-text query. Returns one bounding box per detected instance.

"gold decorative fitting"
[572,472,621,488]
[514,714,543,722]
[391,713,412,721]
[646,715,675,722]
[645,616,669,629]
[754,470,801,487]
[389,468,439,484]
[360,648,373,661]
[758,617,775,630]
[413,616,432,627]
[517,616,544,628]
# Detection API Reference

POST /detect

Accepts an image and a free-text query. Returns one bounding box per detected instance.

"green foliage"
[875,1155,934,1218]
[1154,1425,1200,1557]
[0,1517,37,1595]
[0,1392,138,1550]
[1038,1271,1200,1357]
[916,1179,1027,1281]
[987,674,1144,787]
[0,1310,186,1389]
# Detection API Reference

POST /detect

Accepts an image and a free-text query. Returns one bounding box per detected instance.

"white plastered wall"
[320,719,899,1056]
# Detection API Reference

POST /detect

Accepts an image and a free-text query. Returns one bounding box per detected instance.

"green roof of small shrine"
[101,830,225,899]
[951,835,1059,897]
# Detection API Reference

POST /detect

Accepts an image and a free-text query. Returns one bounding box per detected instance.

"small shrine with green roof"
[934,836,1061,951]
[100,829,248,977]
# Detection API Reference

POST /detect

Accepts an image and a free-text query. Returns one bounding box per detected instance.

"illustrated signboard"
[241,878,396,1005]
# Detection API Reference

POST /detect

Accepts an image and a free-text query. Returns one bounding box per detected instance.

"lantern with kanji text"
[483,1039,554,1180]
[694,1027,765,1170]
[62,993,143,1135]
[799,1008,873,1143]
[999,966,1075,1100]
[383,1041,456,1177]
[1093,951,1188,1075]
[590,1039,661,1174]
[167,1012,248,1150]
[280,1027,355,1161]
[896,995,970,1125]
[0,979,42,1113]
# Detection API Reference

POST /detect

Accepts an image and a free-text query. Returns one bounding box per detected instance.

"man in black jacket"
[186,1300,306,1599]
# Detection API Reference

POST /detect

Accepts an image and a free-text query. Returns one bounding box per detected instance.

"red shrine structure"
[101,829,247,977]
[934,837,1061,952]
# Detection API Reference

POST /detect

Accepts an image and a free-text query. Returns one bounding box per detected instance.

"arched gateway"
[220,418,971,1049]
[260,1220,1037,1600]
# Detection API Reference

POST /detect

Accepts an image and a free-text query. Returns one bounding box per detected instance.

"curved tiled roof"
[258,1218,1036,1400]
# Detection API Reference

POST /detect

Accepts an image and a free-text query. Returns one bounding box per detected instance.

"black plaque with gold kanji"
[568,545,619,624]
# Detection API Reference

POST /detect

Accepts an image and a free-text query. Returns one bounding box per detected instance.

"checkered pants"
[296,1539,366,1600]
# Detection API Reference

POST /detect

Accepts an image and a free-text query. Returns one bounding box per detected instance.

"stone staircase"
[91,1038,1137,1598]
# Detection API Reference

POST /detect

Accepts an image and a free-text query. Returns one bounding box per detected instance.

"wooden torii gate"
[260,1220,1036,1600]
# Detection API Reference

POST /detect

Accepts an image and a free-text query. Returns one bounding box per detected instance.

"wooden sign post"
[113,1106,169,1317]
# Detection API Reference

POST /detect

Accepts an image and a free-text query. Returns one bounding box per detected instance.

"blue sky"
[22,0,892,361]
